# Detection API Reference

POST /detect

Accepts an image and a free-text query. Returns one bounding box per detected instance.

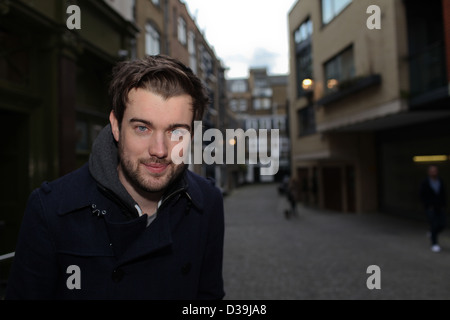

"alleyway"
[222,183,450,300]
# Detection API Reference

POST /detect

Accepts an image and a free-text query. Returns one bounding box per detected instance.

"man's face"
[110,88,193,194]
[428,166,439,179]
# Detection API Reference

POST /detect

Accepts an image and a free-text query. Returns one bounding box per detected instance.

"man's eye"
[136,126,148,133]
[172,128,188,136]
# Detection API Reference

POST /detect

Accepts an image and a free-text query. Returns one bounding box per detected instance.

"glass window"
[178,17,187,45]
[253,99,261,110]
[294,18,313,45]
[231,80,247,93]
[239,99,247,111]
[0,29,31,86]
[200,46,213,78]
[294,18,313,98]
[322,0,352,25]
[297,105,316,137]
[246,119,258,131]
[262,98,271,110]
[230,99,238,112]
[324,45,355,93]
[188,30,197,73]
[253,98,271,110]
[296,45,313,97]
[253,87,272,97]
[259,118,272,130]
[145,23,160,56]
[273,117,286,131]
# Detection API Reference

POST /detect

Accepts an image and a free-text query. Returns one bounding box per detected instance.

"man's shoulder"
[186,169,216,188]
[185,170,223,209]
[33,163,98,215]
[39,163,92,194]
[186,170,224,197]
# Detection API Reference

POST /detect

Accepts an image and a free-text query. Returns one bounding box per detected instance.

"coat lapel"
[108,206,173,265]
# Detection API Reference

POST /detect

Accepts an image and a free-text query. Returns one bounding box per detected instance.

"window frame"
[321,0,352,26]
[177,16,187,45]
[294,17,314,98]
[323,44,355,94]
[144,22,161,56]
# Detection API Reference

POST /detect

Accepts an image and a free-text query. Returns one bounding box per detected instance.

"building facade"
[0,0,138,283]
[227,68,290,184]
[288,0,450,217]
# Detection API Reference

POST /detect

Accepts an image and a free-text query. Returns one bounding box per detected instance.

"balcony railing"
[317,74,382,106]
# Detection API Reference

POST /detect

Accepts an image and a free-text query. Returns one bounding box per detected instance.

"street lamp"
[302,78,314,91]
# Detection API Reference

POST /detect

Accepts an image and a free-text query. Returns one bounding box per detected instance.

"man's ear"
[109,111,120,142]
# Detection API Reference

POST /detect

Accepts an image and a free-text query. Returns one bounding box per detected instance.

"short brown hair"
[108,54,209,128]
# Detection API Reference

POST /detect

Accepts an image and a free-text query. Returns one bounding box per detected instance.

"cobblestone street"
[222,183,450,300]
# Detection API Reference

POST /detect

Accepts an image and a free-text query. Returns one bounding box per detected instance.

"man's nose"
[148,132,168,159]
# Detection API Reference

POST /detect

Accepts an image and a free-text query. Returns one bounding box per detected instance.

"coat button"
[181,262,191,275]
[112,269,125,283]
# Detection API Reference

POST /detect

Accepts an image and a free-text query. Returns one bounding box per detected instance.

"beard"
[118,141,186,194]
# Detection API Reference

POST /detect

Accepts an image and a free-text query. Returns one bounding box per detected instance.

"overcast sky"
[184,0,297,79]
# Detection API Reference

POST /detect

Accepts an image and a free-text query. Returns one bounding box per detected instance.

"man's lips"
[142,163,169,174]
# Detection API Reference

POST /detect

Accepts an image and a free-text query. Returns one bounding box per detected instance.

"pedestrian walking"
[6,55,225,300]
[285,177,299,219]
[420,165,447,253]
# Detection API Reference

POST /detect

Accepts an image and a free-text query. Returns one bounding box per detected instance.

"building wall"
[0,0,138,283]
[134,0,165,58]
[105,0,135,22]
[443,0,450,85]
[288,0,408,213]
[227,69,290,183]
[289,0,450,216]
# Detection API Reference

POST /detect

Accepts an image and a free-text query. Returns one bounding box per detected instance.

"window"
[200,45,213,78]
[145,23,160,56]
[324,45,355,93]
[231,80,247,93]
[177,17,187,45]
[188,30,197,73]
[246,119,259,131]
[294,18,313,97]
[297,105,316,137]
[152,0,160,6]
[239,99,247,112]
[259,118,272,130]
[253,87,272,97]
[0,29,31,86]
[294,18,313,45]
[254,78,268,88]
[322,0,352,25]
[230,99,238,112]
[296,47,313,97]
[273,116,286,131]
[253,98,271,110]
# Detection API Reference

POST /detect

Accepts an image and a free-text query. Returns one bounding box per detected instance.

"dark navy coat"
[6,164,225,300]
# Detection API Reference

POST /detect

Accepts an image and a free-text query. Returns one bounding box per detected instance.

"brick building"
[227,68,290,183]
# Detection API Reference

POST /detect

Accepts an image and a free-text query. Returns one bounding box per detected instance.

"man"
[285,177,299,219]
[420,165,447,253]
[6,55,225,299]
